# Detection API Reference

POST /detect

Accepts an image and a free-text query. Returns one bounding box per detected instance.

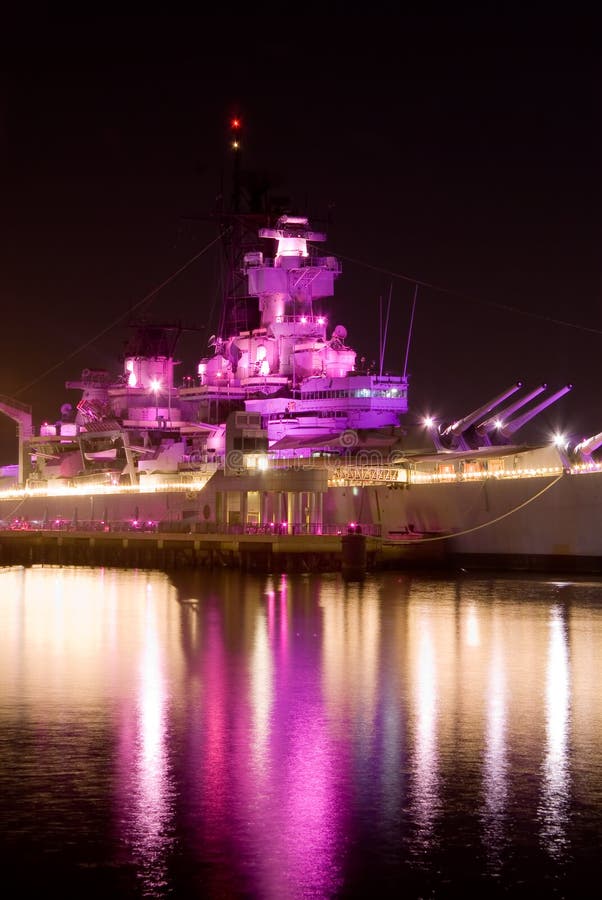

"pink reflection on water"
[199,606,230,840]
[279,573,289,654]
[249,595,273,776]
[178,597,244,898]
[277,711,342,897]
[231,577,344,898]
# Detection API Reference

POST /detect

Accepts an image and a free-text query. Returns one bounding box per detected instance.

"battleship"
[1,156,601,573]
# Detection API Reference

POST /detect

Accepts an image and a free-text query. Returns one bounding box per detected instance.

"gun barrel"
[502,384,573,436]
[476,384,547,436]
[441,382,523,438]
[573,430,602,457]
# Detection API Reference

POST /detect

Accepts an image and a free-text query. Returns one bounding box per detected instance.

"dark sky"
[0,10,600,463]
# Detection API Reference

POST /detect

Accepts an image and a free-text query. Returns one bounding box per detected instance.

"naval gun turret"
[498,384,573,440]
[570,430,602,464]
[435,382,523,451]
[476,384,547,446]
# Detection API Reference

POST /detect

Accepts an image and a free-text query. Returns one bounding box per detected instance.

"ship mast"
[217,116,245,337]
[216,116,284,339]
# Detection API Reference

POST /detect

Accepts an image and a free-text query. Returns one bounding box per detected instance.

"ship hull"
[330,470,602,569]
[2,469,601,573]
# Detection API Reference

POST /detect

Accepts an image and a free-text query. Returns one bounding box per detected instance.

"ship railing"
[409,464,570,484]
[0,519,161,533]
[194,522,382,537]
[272,314,327,326]
[253,256,341,273]
[267,457,404,484]
[269,457,582,484]
[0,519,382,538]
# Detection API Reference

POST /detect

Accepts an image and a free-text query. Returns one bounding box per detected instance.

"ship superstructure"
[2,212,394,489]
[179,214,408,447]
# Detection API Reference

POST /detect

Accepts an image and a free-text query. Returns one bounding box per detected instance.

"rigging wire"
[9,224,600,404]
[13,231,228,398]
[403,283,419,380]
[328,247,602,337]
[386,473,564,544]
[380,282,392,377]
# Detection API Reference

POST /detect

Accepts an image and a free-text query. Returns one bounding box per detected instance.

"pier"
[0,525,388,574]
[2,520,600,576]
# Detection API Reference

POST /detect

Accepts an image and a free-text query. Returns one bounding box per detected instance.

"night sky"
[1,11,599,464]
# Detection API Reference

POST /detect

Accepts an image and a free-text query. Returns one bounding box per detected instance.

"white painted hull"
[328,470,602,560]
[1,469,601,567]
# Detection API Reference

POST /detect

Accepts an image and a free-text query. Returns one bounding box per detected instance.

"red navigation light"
[231,117,241,130]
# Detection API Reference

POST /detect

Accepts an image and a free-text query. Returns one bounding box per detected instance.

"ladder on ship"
[289,267,323,293]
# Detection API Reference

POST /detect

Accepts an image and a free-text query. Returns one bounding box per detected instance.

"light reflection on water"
[1,565,601,898]
[539,605,571,860]
[410,607,439,856]
[482,615,508,875]
[117,587,175,895]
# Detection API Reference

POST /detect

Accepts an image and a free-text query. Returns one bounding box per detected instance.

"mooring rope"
[387,473,565,543]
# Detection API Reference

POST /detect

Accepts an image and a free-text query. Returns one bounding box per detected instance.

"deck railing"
[0,520,382,538]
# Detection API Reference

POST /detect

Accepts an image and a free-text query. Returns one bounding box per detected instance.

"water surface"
[1,565,601,898]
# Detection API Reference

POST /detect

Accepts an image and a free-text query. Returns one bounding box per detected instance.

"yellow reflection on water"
[320,580,381,737]
[539,605,571,859]
[127,589,174,891]
[111,572,180,896]
[409,603,439,848]
[482,613,508,872]
[0,565,181,896]
[465,601,481,647]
